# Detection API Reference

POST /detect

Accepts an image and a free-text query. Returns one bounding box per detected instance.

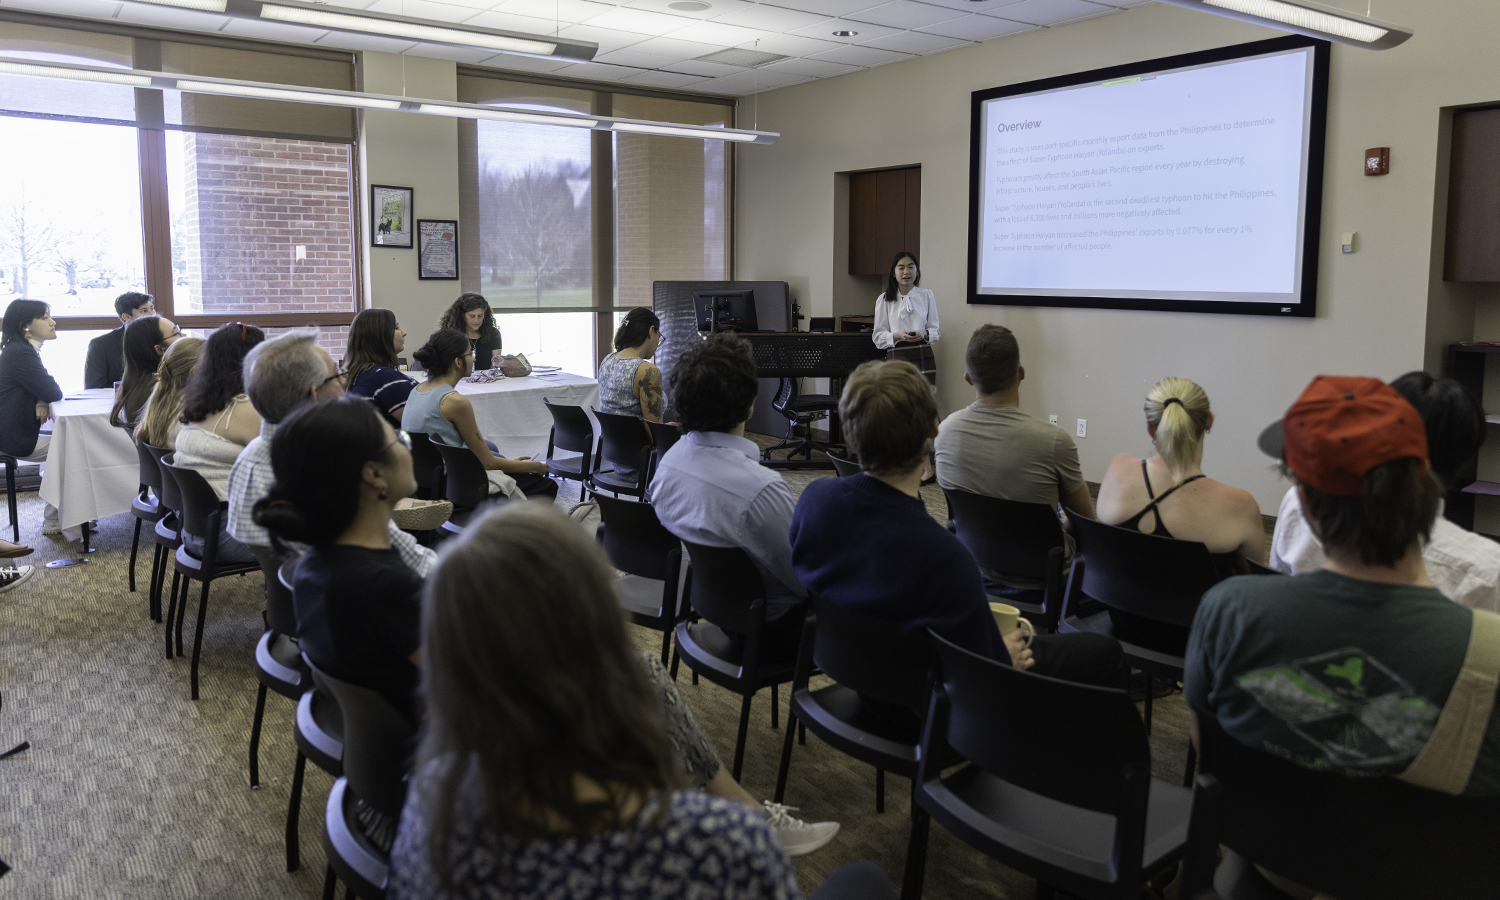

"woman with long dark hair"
[345,307,416,427]
[111,315,181,432]
[0,298,61,564]
[437,294,501,370]
[872,250,939,387]
[135,337,204,451]
[595,307,666,483]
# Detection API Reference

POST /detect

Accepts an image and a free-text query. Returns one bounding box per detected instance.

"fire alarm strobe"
[1365,147,1390,176]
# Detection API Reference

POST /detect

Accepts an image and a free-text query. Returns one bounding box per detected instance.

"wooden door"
[848,165,921,276]
[1446,106,1500,282]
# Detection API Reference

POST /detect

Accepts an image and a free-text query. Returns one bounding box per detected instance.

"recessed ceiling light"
[832,29,857,35]
[668,1,711,11]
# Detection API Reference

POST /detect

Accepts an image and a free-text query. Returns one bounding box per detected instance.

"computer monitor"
[693,290,757,333]
[809,317,835,332]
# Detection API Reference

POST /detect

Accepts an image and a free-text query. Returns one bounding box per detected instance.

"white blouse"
[873,286,940,350]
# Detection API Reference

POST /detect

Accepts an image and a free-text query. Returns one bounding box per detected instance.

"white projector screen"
[967,36,1329,317]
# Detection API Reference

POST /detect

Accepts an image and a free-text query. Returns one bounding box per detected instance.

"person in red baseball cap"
[1185,375,1500,806]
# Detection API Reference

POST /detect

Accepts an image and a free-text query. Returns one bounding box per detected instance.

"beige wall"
[358,52,462,345]
[734,0,1500,513]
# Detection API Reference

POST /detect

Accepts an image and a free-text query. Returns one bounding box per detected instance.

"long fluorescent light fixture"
[0,57,779,144]
[1151,0,1412,49]
[118,0,597,61]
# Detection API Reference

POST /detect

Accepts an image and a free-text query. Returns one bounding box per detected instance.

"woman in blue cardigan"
[0,299,64,561]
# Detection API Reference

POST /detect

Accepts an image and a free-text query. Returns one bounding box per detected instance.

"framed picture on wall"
[371,184,414,248]
[417,219,459,280]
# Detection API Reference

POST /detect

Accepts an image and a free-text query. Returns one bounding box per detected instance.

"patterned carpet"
[0,452,1197,900]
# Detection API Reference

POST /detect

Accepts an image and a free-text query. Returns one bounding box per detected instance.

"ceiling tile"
[992,0,1113,25]
[495,0,616,22]
[662,58,745,76]
[667,20,773,44]
[707,69,809,90]
[761,0,883,17]
[627,35,725,58]
[738,32,843,55]
[313,31,421,51]
[406,41,517,60]
[112,4,234,30]
[759,56,858,77]
[709,4,829,30]
[619,69,708,86]
[216,17,332,42]
[552,60,649,77]
[624,0,755,18]
[595,47,682,66]
[582,6,698,33]
[0,0,124,18]
[917,13,1033,38]
[790,17,900,41]
[415,0,497,10]
[463,9,572,33]
[555,21,652,48]
[846,0,963,29]
[364,0,481,22]
[808,42,908,65]
[474,51,575,69]
[909,0,1024,12]
[858,29,966,52]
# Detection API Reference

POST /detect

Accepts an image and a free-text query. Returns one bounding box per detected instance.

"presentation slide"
[969,39,1326,315]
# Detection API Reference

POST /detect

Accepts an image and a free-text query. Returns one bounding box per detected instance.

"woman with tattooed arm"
[596,307,671,485]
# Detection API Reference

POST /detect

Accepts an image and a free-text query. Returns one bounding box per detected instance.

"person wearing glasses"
[110,315,182,433]
[85,291,156,390]
[175,322,266,565]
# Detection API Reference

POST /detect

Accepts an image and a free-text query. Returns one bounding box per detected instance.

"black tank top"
[1120,460,1242,580]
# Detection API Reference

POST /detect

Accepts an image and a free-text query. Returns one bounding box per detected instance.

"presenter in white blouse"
[873,251,939,387]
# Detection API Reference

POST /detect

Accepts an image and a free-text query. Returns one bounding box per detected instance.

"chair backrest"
[592,408,652,476]
[595,495,682,583]
[826,451,860,478]
[930,631,1151,817]
[1070,515,1221,628]
[812,597,935,710]
[405,431,444,496]
[307,659,414,821]
[643,419,682,459]
[264,550,300,637]
[160,457,221,548]
[136,439,163,493]
[772,377,798,417]
[1184,710,1500,900]
[145,444,178,510]
[944,488,1065,581]
[681,539,767,637]
[428,434,488,511]
[541,399,595,456]
[1246,558,1279,576]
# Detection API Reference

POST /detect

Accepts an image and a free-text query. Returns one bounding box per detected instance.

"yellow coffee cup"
[989,602,1035,647]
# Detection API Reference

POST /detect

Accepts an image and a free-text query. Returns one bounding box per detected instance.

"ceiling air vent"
[692,47,789,68]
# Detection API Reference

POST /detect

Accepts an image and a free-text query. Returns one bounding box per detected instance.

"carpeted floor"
[0,450,1199,900]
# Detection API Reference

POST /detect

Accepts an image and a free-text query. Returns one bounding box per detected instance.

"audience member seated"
[174,323,265,565]
[0,299,63,542]
[388,504,883,899]
[596,307,668,484]
[402,329,555,501]
[254,398,424,723]
[437,293,501,371]
[345,307,417,427]
[790,359,1122,692]
[84,291,154,389]
[110,315,180,433]
[229,329,437,576]
[134,337,204,452]
[651,333,809,660]
[934,324,1093,597]
[1187,375,1500,798]
[1270,371,1500,612]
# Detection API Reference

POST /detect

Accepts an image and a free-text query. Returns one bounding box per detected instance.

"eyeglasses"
[379,432,411,456]
[321,363,348,389]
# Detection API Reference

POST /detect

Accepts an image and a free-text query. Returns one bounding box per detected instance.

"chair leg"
[1183,738,1198,788]
[286,751,306,872]
[731,692,754,782]
[165,571,182,659]
[129,518,142,593]
[190,579,212,700]
[799,721,806,745]
[1036,882,1056,900]
[669,650,681,681]
[770,683,779,730]
[900,805,930,900]
[322,865,337,900]
[876,767,885,813]
[774,708,797,804]
[149,545,163,622]
[692,669,699,686]
[659,628,672,669]
[249,682,268,789]
[175,575,189,657]
[5,463,16,544]
[1143,672,1154,734]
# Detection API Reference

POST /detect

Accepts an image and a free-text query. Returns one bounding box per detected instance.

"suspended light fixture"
[1151,0,1412,49]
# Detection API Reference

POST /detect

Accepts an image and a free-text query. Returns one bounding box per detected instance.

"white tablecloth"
[454,372,599,459]
[38,389,139,531]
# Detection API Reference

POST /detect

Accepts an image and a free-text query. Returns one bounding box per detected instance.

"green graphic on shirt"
[1323,657,1364,691]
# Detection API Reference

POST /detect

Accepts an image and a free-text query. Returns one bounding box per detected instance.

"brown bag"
[498,353,532,378]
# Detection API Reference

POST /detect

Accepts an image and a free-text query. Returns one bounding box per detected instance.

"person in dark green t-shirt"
[1185,375,1500,796]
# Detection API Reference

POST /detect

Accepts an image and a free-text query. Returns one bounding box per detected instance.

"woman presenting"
[872,250,938,387]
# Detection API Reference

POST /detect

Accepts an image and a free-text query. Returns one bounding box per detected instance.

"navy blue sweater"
[790,473,1008,664]
[0,340,62,458]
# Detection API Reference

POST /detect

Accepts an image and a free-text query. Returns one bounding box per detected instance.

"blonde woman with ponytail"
[135,337,204,450]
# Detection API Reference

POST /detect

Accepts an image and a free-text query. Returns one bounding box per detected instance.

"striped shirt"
[349,366,417,422]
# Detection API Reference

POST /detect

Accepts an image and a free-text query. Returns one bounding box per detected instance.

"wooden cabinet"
[1445,106,1500,282]
[849,166,920,276]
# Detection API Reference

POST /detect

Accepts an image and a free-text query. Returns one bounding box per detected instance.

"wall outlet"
[1076,419,1087,438]
[1049,415,1058,425]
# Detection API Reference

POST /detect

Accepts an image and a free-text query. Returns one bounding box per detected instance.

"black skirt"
[887,342,937,387]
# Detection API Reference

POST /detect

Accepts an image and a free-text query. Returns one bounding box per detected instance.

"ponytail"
[1144,377,1211,481]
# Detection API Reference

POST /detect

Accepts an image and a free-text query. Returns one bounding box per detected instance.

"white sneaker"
[763,801,840,857]
[0,566,35,594]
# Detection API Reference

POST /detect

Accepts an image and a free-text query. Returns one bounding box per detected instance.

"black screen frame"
[966,35,1330,318]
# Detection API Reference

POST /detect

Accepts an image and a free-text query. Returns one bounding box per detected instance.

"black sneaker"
[0,566,35,594]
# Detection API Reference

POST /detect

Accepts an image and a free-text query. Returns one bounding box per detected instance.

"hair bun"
[412,346,435,366]
[252,494,313,543]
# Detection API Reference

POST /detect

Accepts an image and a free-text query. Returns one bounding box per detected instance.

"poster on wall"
[417,219,459,280]
[371,184,414,248]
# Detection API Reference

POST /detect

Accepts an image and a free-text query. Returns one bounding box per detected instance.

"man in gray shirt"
[650,333,808,659]
[934,324,1093,590]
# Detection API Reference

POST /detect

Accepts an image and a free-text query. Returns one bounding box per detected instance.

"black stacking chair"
[590,408,651,499]
[764,377,839,462]
[1061,515,1223,758]
[594,495,687,670]
[917,632,1193,900]
[1246,558,1279,576]
[159,459,260,701]
[150,449,187,644]
[287,652,344,873]
[944,488,1068,631]
[0,453,17,543]
[316,660,415,900]
[541,399,596,499]
[826,450,861,478]
[405,431,444,502]
[129,441,165,600]
[672,540,797,780]
[642,419,682,500]
[429,434,491,537]
[249,551,308,791]
[1180,711,1500,900]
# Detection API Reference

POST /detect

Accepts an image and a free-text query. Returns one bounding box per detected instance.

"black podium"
[746,333,885,470]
